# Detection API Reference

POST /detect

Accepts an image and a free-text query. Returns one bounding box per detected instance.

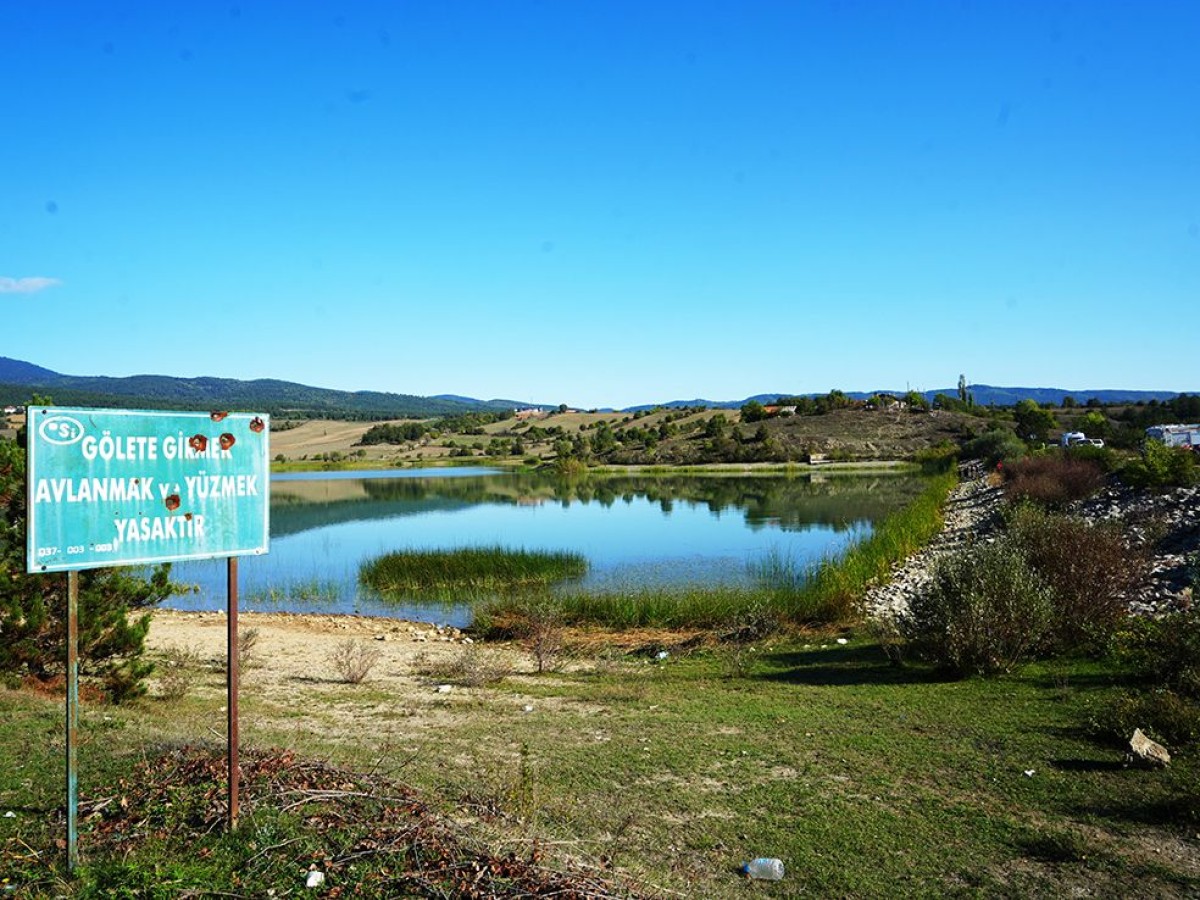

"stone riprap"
[863,476,1199,620]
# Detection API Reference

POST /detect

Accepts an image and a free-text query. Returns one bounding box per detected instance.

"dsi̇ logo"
[38,414,86,446]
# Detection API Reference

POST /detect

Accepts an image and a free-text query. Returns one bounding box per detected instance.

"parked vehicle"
[1060,431,1104,449]
[1145,424,1200,451]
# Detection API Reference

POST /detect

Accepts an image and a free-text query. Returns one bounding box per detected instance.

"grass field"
[3,633,1197,897]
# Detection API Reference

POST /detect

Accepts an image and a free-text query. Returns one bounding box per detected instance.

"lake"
[167,467,927,626]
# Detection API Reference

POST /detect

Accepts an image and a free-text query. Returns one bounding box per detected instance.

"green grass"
[479,583,771,632]
[4,640,1198,897]
[794,470,955,620]
[360,545,589,595]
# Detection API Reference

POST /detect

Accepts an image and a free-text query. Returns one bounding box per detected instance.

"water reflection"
[169,468,925,626]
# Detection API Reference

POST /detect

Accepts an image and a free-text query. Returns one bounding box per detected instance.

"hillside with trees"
[0,357,526,420]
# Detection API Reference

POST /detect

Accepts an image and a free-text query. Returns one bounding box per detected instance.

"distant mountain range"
[0,356,1187,419]
[0,357,531,420]
[629,386,1186,411]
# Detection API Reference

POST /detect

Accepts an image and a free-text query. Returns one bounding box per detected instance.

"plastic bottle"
[742,857,785,880]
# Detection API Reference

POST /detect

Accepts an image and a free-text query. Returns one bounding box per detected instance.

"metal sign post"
[25,407,270,870]
[227,557,240,829]
[66,571,79,872]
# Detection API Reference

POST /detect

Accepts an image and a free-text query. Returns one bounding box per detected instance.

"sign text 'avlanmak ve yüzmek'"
[26,407,270,572]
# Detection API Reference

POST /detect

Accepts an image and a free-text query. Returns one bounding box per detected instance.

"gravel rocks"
[862,477,1199,620]
[1075,483,1199,616]
[862,477,1005,620]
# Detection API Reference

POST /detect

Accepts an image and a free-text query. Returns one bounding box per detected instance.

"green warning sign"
[26,407,270,572]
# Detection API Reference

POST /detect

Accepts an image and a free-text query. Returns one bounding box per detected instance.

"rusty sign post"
[65,571,79,872]
[227,557,240,828]
[26,407,269,871]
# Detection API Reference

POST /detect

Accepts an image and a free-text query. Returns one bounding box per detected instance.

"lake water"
[167,467,927,626]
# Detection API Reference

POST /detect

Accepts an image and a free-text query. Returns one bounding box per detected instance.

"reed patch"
[360,546,588,596]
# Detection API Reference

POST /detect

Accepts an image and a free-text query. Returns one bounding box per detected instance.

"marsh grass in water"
[361,546,588,596]
[478,472,957,632]
[478,584,764,633]
[244,579,341,610]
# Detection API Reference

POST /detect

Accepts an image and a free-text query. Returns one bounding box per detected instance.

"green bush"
[1093,688,1200,748]
[961,429,1026,469]
[901,541,1054,675]
[1063,442,1117,473]
[1116,610,1200,699]
[1121,439,1197,490]
[1005,505,1143,653]
[913,442,958,474]
[1090,610,1200,748]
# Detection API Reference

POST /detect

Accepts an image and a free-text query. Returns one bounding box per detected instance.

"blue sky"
[3,1,1197,409]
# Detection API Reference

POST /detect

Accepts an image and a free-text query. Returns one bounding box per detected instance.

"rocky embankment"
[863,476,1199,620]
[1076,483,1200,616]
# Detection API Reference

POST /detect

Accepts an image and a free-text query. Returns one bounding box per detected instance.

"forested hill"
[0,357,526,420]
[2,355,1187,420]
[635,385,1183,410]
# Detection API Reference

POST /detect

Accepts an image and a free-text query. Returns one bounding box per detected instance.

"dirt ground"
[146,609,494,699]
[142,610,682,743]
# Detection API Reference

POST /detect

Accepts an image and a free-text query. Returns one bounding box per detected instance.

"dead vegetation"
[78,745,638,898]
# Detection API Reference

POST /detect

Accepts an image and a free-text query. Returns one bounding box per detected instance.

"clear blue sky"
[3,1,1197,409]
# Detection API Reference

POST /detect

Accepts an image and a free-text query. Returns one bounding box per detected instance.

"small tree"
[740,400,767,423]
[1,438,174,699]
[704,415,728,437]
[1013,398,1058,443]
[589,422,617,456]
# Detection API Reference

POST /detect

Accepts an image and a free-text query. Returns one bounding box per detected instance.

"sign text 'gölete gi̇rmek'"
[26,407,270,572]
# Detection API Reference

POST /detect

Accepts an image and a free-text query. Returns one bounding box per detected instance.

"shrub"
[327,639,383,684]
[238,627,261,671]
[1116,610,1200,698]
[104,658,154,704]
[155,645,202,701]
[1092,689,1200,748]
[519,597,567,674]
[414,644,511,687]
[1121,440,1197,490]
[1089,610,1200,749]
[961,430,1026,469]
[1006,505,1144,653]
[1063,442,1116,473]
[1001,454,1106,508]
[913,442,958,474]
[901,541,1054,675]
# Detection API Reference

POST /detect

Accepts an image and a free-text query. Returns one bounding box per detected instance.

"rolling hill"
[1,356,1187,420]
[0,357,531,420]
